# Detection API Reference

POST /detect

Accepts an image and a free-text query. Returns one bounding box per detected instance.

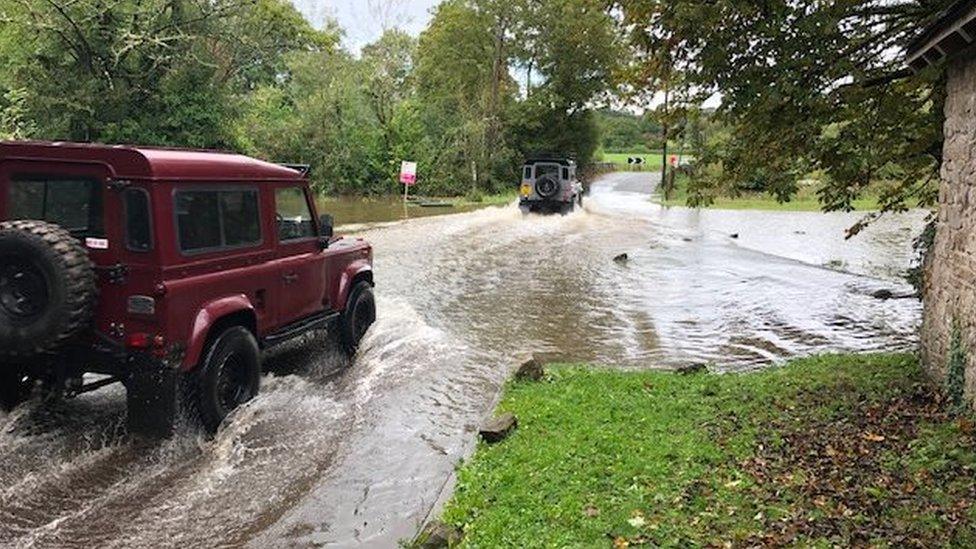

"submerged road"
[0,172,924,547]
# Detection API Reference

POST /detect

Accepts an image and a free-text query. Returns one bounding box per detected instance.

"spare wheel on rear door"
[0,220,97,359]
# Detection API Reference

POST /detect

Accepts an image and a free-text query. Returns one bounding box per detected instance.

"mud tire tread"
[0,220,96,359]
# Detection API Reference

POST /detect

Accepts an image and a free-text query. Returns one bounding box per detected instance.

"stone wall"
[922,53,976,410]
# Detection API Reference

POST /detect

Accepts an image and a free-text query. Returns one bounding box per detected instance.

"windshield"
[8,177,105,236]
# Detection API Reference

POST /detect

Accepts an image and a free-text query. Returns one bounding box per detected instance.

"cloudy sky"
[293,0,441,51]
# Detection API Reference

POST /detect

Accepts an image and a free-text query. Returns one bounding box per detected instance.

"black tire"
[340,281,376,354]
[0,367,32,412]
[0,221,96,359]
[190,327,261,433]
[535,175,560,199]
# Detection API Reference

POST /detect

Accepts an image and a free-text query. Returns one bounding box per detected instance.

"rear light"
[127,333,167,353]
[128,333,151,350]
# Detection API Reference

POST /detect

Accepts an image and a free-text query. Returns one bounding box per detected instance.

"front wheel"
[190,327,261,433]
[340,281,376,354]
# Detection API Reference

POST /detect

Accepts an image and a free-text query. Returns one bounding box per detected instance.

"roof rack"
[524,152,576,166]
[280,163,312,177]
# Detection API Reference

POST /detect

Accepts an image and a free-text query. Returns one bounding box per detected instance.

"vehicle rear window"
[124,188,152,252]
[175,189,261,253]
[562,167,570,180]
[275,187,316,241]
[535,164,560,178]
[523,166,532,179]
[8,177,104,236]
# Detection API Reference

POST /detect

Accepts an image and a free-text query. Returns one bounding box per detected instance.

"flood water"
[0,172,925,548]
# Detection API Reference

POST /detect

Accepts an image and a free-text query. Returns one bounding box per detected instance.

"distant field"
[600,152,664,170]
[660,177,882,212]
[599,151,697,171]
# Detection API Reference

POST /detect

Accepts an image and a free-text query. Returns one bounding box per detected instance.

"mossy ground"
[440,354,976,547]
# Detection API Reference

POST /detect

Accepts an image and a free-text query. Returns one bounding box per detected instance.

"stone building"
[907,0,976,409]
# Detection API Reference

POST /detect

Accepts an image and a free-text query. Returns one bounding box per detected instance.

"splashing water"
[0,172,924,547]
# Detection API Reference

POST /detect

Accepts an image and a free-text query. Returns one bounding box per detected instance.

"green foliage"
[947,322,968,412]
[1,0,618,197]
[0,0,334,147]
[615,0,951,213]
[597,110,662,152]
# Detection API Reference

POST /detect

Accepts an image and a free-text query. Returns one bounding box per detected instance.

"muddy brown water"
[0,172,924,548]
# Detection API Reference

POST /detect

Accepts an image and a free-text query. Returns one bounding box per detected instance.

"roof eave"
[907,0,976,72]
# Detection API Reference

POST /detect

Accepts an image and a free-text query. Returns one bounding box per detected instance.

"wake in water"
[0,172,925,547]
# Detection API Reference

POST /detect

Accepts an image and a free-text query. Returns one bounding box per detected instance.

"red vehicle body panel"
[0,141,373,372]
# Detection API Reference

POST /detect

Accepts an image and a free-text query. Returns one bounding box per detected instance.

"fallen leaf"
[724,480,742,489]
[862,433,886,443]
[613,536,630,548]
[584,506,600,518]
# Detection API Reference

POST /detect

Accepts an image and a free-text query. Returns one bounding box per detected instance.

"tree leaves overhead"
[0,0,618,196]
[0,0,335,146]
[616,0,953,213]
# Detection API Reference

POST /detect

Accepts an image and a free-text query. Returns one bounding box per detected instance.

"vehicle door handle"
[283,273,299,285]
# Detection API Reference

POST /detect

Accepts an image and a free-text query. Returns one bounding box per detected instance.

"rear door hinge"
[98,263,130,284]
[107,179,132,191]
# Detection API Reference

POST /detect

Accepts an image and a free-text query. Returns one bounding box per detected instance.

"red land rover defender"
[0,142,376,436]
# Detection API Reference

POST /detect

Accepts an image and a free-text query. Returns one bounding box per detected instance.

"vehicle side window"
[275,187,316,242]
[175,189,261,253]
[124,188,152,252]
[8,177,104,236]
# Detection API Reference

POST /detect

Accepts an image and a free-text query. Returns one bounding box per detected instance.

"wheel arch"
[182,295,257,372]
[335,262,374,312]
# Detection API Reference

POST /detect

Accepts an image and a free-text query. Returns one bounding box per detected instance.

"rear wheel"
[190,327,261,433]
[341,281,376,354]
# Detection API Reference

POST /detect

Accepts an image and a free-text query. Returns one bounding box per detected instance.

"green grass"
[439,354,976,547]
[659,178,882,212]
[456,190,519,207]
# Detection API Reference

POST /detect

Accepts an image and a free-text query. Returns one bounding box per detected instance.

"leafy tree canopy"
[615,0,952,218]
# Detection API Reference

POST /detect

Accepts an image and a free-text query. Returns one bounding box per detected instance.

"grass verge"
[439,354,976,547]
[658,178,881,212]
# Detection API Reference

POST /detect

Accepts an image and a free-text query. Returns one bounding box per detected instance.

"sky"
[293,0,441,51]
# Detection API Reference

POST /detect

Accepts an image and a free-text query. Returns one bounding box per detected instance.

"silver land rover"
[518,156,584,215]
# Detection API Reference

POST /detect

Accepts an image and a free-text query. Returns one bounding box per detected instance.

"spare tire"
[535,175,560,199]
[0,220,96,359]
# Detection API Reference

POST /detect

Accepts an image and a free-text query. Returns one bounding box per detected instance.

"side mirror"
[319,214,334,249]
[320,214,334,238]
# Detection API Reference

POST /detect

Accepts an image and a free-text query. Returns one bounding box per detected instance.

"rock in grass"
[676,363,708,375]
[730,233,740,239]
[613,253,629,263]
[417,520,462,548]
[480,412,518,444]
[515,358,545,382]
